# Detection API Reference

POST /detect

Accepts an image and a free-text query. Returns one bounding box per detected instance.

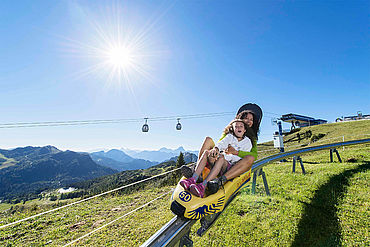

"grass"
[256,119,370,158]
[0,154,17,170]
[0,187,175,246]
[0,203,12,212]
[0,144,368,246]
[0,120,369,246]
[191,144,369,246]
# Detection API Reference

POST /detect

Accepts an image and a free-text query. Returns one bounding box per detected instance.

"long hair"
[228,120,256,143]
[236,110,260,140]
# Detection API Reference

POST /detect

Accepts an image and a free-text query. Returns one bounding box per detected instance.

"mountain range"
[0,146,117,202]
[0,145,198,202]
[120,146,198,162]
[89,148,198,171]
[90,149,158,171]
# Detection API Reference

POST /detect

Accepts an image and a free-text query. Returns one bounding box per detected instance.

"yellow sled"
[170,169,251,220]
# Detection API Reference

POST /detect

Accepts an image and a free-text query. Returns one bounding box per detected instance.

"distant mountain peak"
[88,146,198,163]
[175,146,185,152]
[159,146,185,153]
[107,149,128,155]
[91,149,134,163]
[39,145,60,155]
[158,147,173,153]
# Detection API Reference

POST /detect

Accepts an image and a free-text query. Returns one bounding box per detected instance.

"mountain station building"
[281,113,327,130]
[336,111,370,122]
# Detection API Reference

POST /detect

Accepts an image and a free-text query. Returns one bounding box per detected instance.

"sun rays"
[58,1,172,93]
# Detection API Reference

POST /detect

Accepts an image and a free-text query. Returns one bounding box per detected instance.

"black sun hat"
[237,103,263,125]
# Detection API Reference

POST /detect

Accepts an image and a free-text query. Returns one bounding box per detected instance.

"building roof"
[281,113,327,124]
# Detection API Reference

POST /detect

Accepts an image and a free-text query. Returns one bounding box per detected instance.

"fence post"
[343,136,345,151]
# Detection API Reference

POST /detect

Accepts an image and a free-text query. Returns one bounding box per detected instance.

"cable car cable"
[0,110,282,129]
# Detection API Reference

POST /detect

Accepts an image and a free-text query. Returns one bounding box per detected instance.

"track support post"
[197,212,222,237]
[179,230,193,247]
[251,168,271,196]
[329,148,342,163]
[292,156,306,174]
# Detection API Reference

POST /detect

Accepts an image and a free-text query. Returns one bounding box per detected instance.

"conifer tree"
[175,152,186,180]
[176,152,186,168]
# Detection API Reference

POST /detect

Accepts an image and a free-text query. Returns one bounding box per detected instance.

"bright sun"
[100,42,144,86]
[106,46,134,69]
[60,2,169,89]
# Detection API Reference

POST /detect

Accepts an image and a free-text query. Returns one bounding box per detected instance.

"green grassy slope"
[257,119,370,158]
[0,120,369,246]
[0,153,17,170]
[194,143,369,247]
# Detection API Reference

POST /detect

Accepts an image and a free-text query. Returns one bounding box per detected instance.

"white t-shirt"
[215,133,252,163]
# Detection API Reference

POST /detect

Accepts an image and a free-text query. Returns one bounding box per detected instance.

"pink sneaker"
[189,183,205,198]
[180,177,196,190]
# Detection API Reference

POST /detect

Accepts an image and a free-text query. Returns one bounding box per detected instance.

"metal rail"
[141,138,370,247]
[251,138,369,172]
[141,217,196,247]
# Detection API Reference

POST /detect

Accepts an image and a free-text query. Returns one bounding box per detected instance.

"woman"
[182,103,262,194]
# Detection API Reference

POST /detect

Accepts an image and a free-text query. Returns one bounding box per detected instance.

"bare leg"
[181,137,215,178]
[198,137,215,159]
[205,155,228,182]
[194,150,211,175]
[223,155,255,180]
[180,150,212,190]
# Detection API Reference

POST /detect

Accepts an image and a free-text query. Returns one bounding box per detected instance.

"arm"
[223,155,255,180]
[223,140,257,180]
[222,120,235,136]
[218,132,227,141]
[238,140,258,159]
[225,138,256,158]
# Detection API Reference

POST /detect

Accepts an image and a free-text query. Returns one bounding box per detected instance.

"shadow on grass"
[301,161,320,164]
[291,161,370,247]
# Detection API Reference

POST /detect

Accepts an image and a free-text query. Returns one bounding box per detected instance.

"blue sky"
[0,0,369,152]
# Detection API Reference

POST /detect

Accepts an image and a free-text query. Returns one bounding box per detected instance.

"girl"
[180,118,255,197]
